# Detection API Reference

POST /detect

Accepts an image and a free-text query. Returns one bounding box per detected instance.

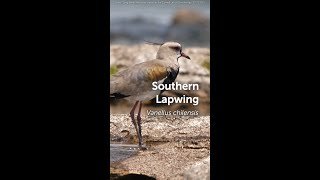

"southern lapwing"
[110,41,190,149]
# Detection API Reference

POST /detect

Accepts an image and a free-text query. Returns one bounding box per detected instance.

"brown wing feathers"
[146,65,168,82]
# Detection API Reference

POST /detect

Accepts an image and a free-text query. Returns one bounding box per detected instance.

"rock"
[171,9,209,27]
[110,44,159,68]
[110,115,210,180]
[110,114,210,143]
[111,142,210,180]
[183,156,210,180]
[111,173,156,180]
[165,9,210,47]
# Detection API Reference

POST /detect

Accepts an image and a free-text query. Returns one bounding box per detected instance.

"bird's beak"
[180,52,191,60]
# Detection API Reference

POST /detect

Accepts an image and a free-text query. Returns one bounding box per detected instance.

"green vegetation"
[202,57,210,71]
[110,65,118,76]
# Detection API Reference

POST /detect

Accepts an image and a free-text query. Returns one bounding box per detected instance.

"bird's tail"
[110,76,129,99]
[110,76,117,97]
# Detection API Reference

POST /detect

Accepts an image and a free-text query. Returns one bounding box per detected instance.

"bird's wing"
[110,60,178,98]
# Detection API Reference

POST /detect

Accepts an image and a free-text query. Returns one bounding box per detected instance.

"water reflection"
[110,143,139,163]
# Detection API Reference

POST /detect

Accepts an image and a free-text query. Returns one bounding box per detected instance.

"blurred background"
[110,0,210,47]
[110,0,211,115]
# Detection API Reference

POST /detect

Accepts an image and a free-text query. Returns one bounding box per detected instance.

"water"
[110,143,139,162]
[110,0,210,47]
[111,0,210,25]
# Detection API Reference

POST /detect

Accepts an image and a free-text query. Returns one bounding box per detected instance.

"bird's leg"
[130,101,140,145]
[137,101,143,147]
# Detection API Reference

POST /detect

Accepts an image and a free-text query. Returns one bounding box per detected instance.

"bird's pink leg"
[130,101,140,145]
[137,101,143,147]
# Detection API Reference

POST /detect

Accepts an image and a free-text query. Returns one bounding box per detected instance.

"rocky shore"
[110,114,210,180]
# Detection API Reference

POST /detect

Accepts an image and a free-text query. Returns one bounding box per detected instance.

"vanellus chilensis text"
[110,41,190,149]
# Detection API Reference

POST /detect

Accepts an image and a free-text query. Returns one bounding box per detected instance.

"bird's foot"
[138,144,148,151]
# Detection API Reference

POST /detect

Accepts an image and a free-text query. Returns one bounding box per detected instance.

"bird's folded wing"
[110,62,171,97]
[145,64,169,82]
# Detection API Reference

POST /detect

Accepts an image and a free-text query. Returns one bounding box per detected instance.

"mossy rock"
[202,57,210,71]
[110,65,118,75]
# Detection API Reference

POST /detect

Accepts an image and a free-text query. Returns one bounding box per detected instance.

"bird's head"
[145,41,191,61]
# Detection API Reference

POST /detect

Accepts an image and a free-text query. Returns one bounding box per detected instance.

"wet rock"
[183,156,210,180]
[111,141,210,180]
[110,114,210,180]
[110,114,210,143]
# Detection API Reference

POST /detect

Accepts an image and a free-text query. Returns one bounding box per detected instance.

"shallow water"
[110,143,139,163]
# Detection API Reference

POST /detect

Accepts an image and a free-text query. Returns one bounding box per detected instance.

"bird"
[110,41,190,149]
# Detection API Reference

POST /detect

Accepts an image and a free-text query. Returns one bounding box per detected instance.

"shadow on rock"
[111,173,156,180]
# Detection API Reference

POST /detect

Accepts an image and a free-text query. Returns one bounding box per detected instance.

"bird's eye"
[170,46,181,51]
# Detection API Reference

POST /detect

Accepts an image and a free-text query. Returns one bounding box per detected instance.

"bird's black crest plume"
[144,40,164,46]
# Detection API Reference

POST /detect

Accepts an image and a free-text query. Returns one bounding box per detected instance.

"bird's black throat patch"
[161,67,179,94]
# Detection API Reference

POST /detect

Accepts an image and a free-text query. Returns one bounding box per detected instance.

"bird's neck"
[157,54,180,65]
